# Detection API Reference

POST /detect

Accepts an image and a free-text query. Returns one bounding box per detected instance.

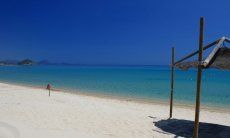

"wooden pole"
[169,47,175,118]
[49,89,50,97]
[193,17,204,138]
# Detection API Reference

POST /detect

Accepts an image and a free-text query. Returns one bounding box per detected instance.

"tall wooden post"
[169,47,175,118]
[193,17,204,138]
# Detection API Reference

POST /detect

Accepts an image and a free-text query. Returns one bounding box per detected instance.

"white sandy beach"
[0,82,230,138]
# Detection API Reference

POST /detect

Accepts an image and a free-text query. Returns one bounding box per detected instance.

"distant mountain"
[38,60,53,65]
[0,59,78,66]
[0,60,19,65]
[57,62,77,66]
[38,60,78,66]
[0,59,36,66]
[18,59,36,65]
[37,60,67,65]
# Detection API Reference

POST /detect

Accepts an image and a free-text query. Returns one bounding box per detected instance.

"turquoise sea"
[0,65,229,108]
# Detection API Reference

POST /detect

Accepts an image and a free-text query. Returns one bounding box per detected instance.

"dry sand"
[0,83,229,138]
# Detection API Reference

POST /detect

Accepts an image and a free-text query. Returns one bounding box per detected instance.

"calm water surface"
[0,65,229,108]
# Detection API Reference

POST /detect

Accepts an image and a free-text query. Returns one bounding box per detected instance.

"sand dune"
[0,83,229,138]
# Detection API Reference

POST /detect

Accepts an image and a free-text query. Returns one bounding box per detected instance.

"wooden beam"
[174,40,219,65]
[193,17,204,138]
[203,37,226,67]
[169,47,175,118]
[225,37,230,43]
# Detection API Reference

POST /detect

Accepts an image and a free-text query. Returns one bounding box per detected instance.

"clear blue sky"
[0,0,229,65]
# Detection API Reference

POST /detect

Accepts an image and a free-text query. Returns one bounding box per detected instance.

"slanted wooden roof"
[175,37,230,70]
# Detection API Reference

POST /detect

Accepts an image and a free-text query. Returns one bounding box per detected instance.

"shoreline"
[0,81,229,113]
[0,82,230,138]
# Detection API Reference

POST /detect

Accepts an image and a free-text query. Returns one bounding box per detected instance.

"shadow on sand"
[152,118,230,138]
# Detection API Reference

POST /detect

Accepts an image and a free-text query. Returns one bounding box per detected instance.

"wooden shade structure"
[169,17,230,138]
